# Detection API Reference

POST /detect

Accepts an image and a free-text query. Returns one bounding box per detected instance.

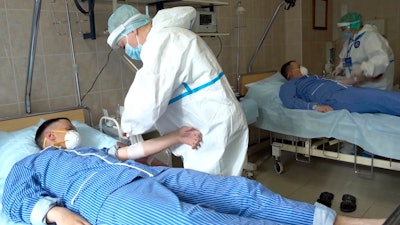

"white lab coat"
[121,7,248,176]
[336,24,394,90]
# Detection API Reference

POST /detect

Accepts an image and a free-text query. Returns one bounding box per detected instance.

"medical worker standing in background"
[107,5,248,176]
[332,12,394,90]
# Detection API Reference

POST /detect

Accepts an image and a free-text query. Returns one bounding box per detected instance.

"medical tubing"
[25,0,42,114]
[73,0,93,15]
[66,149,155,177]
[168,72,225,105]
[81,48,113,102]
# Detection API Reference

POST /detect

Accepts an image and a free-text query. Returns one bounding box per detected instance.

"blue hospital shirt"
[2,147,166,224]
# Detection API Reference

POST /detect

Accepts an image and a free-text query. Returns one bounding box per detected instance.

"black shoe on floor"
[317,192,334,208]
[340,194,357,213]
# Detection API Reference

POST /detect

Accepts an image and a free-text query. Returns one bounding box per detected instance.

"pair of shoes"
[340,194,357,213]
[317,192,334,207]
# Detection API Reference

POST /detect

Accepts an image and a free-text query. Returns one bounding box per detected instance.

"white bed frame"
[270,134,400,176]
[239,72,400,176]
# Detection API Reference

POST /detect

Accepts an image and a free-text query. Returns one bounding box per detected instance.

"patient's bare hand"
[315,105,333,113]
[338,77,356,86]
[178,126,202,149]
[46,206,91,225]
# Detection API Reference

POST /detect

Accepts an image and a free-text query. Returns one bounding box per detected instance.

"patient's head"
[35,117,80,150]
[280,60,304,80]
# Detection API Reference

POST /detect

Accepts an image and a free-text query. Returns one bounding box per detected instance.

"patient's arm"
[116,126,202,162]
[46,206,90,225]
[114,142,165,166]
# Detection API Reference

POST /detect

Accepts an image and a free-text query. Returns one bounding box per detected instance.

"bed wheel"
[274,160,284,174]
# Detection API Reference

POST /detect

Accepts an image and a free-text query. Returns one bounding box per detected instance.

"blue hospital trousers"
[96,168,335,224]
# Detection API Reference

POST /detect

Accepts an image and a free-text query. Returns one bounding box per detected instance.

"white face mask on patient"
[300,66,309,76]
[45,130,81,149]
[64,130,81,149]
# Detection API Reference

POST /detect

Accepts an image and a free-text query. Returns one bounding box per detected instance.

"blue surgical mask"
[342,31,353,39]
[125,35,142,61]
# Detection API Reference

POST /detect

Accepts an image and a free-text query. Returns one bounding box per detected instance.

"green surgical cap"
[337,12,362,29]
[107,4,150,49]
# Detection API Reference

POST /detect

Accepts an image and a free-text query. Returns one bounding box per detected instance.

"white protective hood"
[151,6,196,32]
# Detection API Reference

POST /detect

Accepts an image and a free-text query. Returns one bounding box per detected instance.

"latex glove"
[351,67,364,77]
[331,68,343,77]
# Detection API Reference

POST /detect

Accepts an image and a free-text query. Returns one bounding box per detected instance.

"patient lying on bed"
[2,118,386,225]
[279,60,400,116]
[35,117,202,166]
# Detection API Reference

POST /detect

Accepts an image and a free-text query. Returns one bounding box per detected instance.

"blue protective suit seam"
[168,72,224,104]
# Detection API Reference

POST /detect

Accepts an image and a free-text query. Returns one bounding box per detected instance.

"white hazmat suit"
[336,24,394,90]
[120,7,248,176]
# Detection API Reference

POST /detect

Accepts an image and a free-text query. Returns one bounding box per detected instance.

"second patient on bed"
[279,60,400,116]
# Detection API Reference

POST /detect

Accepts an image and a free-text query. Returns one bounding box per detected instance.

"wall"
[2,0,398,125]
[0,0,295,123]
[301,0,333,75]
[0,0,129,122]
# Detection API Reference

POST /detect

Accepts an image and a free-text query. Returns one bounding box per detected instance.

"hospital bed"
[239,72,400,175]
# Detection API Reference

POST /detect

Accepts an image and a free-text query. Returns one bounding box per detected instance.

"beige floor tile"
[252,150,400,219]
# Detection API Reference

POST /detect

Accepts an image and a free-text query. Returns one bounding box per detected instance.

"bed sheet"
[0,119,118,225]
[239,97,259,124]
[243,73,400,160]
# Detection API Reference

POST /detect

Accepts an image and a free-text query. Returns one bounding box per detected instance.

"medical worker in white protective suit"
[332,12,395,90]
[107,5,249,176]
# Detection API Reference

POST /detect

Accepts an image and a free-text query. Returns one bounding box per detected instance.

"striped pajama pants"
[96,168,332,225]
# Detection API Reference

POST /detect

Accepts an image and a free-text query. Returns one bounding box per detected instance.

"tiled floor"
[250,149,400,219]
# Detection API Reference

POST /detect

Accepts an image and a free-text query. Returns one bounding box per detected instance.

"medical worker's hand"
[315,105,333,113]
[331,68,343,77]
[46,206,91,225]
[178,126,202,149]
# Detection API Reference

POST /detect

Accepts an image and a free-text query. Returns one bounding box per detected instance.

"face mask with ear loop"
[43,130,81,149]
[300,66,309,75]
[125,33,143,60]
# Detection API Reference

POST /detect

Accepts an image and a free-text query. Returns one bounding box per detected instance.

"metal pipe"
[122,54,140,72]
[25,0,42,114]
[247,0,295,73]
[64,0,82,106]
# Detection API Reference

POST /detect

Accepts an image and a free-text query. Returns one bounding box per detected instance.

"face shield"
[337,20,362,30]
[107,5,150,49]
[337,12,362,30]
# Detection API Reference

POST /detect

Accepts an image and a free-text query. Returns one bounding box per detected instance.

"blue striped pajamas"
[97,168,316,224]
[3,147,334,225]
